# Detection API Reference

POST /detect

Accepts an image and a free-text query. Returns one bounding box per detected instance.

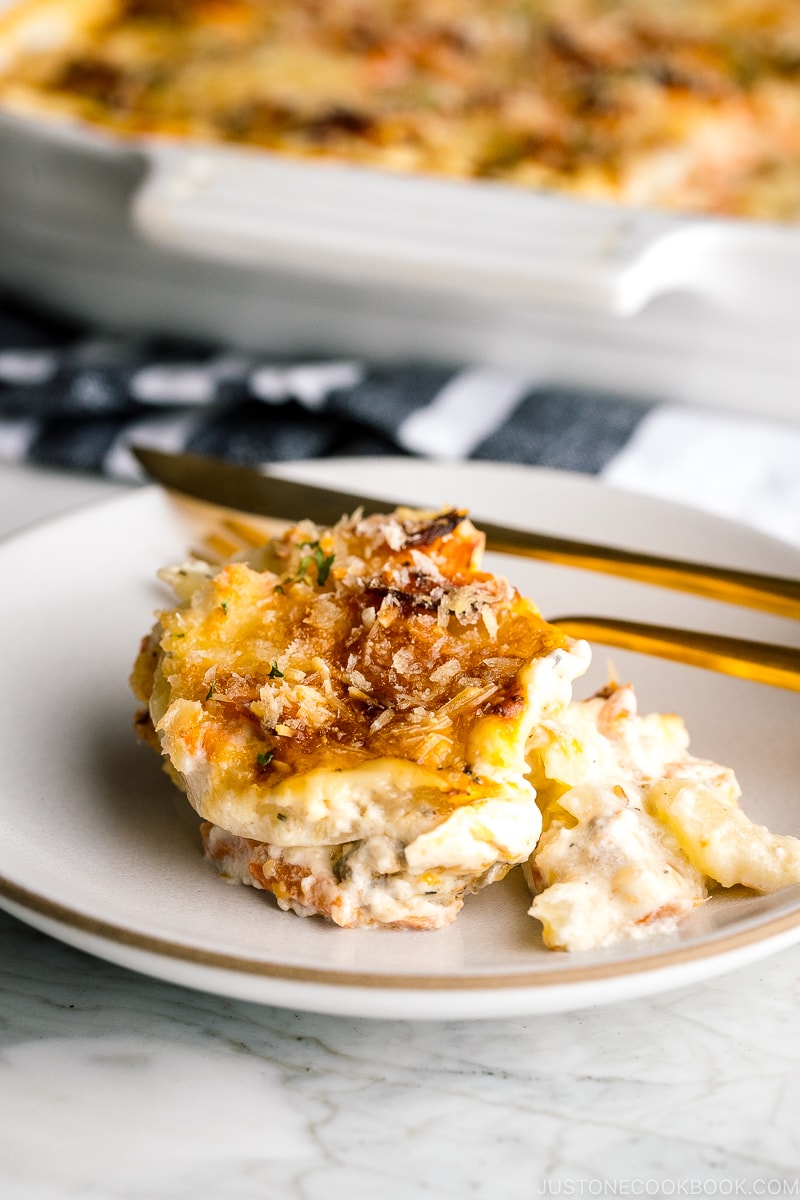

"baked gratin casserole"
[131,507,590,930]
[131,505,800,948]
[2,0,800,221]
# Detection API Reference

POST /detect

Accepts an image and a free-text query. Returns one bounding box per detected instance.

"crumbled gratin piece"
[4,0,800,220]
[131,506,590,929]
[525,681,800,951]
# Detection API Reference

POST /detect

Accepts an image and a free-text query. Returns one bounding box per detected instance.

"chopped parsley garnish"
[313,544,336,586]
[283,540,335,587]
[220,601,228,615]
[268,660,284,678]
[256,750,274,768]
[295,552,312,582]
[205,680,215,700]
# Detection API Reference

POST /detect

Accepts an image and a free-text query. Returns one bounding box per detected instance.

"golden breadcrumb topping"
[138,507,566,782]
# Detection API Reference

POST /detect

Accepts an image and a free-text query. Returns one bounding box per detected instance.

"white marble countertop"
[2,461,800,1199]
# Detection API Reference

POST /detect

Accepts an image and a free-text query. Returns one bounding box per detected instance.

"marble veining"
[2,911,800,1199]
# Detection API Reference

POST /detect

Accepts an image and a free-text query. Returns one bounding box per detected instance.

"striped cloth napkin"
[2,292,800,548]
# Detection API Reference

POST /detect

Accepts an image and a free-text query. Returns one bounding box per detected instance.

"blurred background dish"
[2,0,800,417]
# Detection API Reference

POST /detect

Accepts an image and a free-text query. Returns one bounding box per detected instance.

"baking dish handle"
[130,144,800,320]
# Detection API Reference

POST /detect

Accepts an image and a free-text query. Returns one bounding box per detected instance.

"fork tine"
[198,532,245,562]
[195,517,274,565]
[220,515,273,547]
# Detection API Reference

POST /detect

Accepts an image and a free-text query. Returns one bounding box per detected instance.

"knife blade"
[131,444,800,619]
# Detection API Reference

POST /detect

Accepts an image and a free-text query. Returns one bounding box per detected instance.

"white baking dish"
[2,96,800,420]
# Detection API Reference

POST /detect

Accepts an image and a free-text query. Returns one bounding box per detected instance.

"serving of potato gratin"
[131,505,800,951]
[3,0,800,221]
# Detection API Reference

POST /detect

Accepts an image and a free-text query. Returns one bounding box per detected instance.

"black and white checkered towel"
[2,292,800,547]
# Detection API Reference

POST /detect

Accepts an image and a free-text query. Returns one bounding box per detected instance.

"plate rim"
[2,870,800,993]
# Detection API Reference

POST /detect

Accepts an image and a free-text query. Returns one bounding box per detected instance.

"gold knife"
[131,445,800,691]
[132,445,800,617]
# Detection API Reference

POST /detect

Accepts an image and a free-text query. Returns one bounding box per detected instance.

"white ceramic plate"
[2,458,800,1019]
